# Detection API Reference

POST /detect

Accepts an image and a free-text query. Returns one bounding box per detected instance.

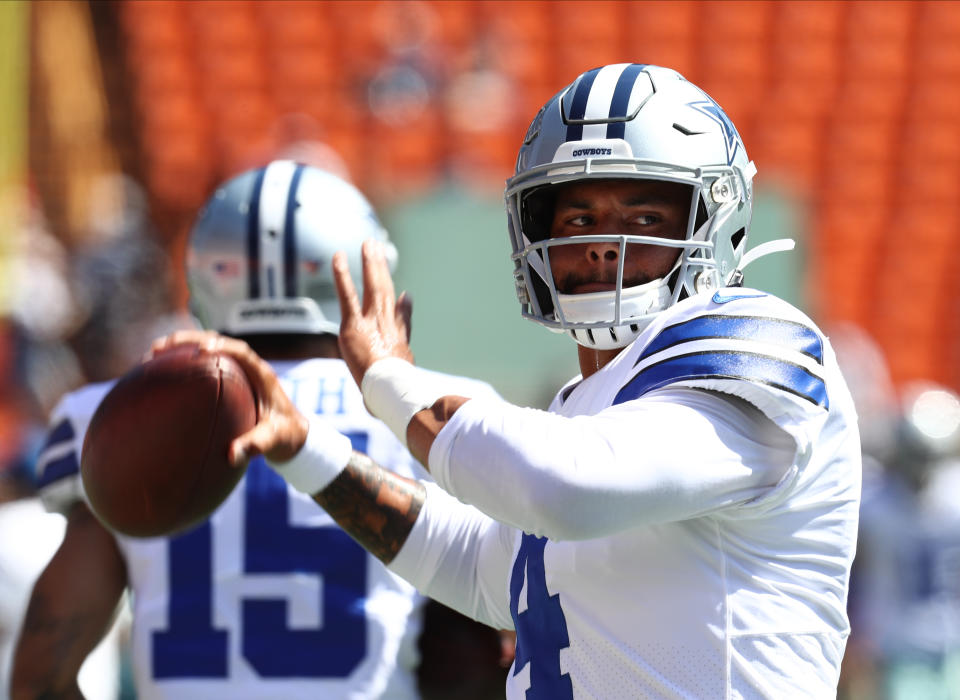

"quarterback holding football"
[149,64,861,699]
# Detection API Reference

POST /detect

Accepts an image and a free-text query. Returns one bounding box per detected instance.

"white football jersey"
[36,358,434,700]
[395,289,862,699]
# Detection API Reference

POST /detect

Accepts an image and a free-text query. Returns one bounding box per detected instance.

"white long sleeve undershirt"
[428,388,796,541]
[389,387,797,627]
[388,482,516,630]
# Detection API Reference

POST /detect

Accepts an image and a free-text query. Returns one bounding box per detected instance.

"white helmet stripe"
[282,163,307,297]
[245,167,267,299]
[258,160,299,299]
[580,64,631,140]
[565,63,648,142]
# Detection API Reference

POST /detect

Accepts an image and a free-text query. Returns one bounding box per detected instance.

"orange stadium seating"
[90,0,960,389]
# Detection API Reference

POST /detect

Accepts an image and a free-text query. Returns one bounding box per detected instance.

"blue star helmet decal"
[687,99,742,166]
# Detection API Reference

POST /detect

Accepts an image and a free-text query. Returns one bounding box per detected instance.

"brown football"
[81,344,258,537]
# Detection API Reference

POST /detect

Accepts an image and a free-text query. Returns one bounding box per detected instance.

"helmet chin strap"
[556,278,672,350]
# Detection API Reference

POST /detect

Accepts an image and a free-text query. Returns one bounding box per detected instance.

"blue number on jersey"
[153,433,370,679]
[243,453,366,677]
[153,520,227,677]
[509,533,573,699]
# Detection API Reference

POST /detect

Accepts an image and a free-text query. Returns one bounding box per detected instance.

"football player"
[153,64,862,698]
[11,162,499,699]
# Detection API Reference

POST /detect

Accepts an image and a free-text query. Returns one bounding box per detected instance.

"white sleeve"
[428,388,797,541]
[387,482,517,631]
[35,405,86,515]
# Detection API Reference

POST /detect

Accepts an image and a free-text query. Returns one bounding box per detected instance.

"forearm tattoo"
[13,590,89,699]
[314,452,425,564]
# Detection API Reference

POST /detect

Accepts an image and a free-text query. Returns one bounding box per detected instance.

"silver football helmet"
[187,160,397,336]
[507,63,787,350]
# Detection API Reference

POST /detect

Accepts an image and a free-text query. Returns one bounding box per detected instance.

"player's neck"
[578,345,622,379]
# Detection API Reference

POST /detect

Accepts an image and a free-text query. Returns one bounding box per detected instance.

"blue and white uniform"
[37,359,444,700]
[389,290,862,699]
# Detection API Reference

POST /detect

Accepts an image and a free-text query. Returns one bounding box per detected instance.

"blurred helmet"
[187,160,397,336]
[893,381,960,476]
[506,63,764,350]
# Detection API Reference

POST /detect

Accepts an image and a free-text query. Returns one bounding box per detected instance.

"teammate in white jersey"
[152,64,862,699]
[12,162,496,699]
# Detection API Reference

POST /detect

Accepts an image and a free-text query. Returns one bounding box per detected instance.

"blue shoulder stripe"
[640,315,824,364]
[41,418,75,451]
[614,350,828,408]
[37,418,81,488]
[37,450,80,487]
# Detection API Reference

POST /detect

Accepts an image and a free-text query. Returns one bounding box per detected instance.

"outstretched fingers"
[332,240,416,387]
[332,251,362,323]
[362,240,397,316]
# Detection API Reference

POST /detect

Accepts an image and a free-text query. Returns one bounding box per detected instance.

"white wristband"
[266,415,353,494]
[360,357,448,447]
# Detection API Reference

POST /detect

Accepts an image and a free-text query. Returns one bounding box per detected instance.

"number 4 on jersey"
[509,534,573,699]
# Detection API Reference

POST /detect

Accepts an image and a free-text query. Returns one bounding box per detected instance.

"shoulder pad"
[614,292,830,444]
[35,382,114,514]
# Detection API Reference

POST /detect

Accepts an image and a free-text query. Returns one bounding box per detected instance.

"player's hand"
[333,239,414,388]
[149,330,309,467]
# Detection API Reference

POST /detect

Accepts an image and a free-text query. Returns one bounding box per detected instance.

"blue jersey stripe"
[246,166,268,299]
[564,67,601,142]
[606,63,645,139]
[41,418,75,452]
[282,163,306,298]
[640,315,824,364]
[614,350,828,408]
[37,450,80,488]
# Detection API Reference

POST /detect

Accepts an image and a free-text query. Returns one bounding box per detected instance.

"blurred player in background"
[846,382,960,700]
[12,161,501,699]
[0,434,121,700]
[3,207,177,700]
[156,64,863,698]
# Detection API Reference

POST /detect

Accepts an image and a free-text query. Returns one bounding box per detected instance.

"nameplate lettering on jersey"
[36,418,80,487]
[316,376,348,415]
